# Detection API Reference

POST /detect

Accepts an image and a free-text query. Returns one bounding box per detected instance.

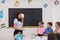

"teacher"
[13,12,24,36]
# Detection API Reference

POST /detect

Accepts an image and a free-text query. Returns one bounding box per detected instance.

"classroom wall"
[52,0,60,29]
[0,0,60,27]
[53,0,60,22]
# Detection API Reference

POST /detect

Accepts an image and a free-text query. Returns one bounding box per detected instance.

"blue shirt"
[15,34,23,40]
[45,28,53,35]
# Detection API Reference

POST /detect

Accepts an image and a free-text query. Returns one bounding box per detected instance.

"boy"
[15,32,23,40]
[45,22,53,35]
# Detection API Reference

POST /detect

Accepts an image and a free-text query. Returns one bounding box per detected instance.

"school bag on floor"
[15,34,23,40]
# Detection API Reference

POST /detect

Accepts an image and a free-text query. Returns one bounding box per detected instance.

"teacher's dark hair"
[16,12,23,22]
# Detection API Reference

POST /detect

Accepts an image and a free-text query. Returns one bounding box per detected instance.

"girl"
[54,22,60,33]
[54,22,60,40]
[13,12,24,39]
[36,22,45,36]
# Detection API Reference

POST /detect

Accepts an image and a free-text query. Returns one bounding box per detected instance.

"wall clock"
[54,0,59,5]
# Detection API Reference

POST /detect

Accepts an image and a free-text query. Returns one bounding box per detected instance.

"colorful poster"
[0,10,3,18]
[43,3,48,8]
[14,0,19,6]
[28,0,32,3]
[1,0,5,4]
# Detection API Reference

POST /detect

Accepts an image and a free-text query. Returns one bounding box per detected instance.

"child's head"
[55,22,60,28]
[48,33,57,40]
[38,22,44,27]
[47,22,52,28]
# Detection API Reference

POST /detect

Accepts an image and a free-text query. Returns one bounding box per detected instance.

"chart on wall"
[9,8,42,27]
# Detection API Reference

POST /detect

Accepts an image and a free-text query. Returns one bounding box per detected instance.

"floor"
[0,28,47,40]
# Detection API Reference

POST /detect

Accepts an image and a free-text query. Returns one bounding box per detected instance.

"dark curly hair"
[16,12,23,22]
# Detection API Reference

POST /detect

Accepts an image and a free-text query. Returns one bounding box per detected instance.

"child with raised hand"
[45,22,53,35]
[36,22,45,36]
